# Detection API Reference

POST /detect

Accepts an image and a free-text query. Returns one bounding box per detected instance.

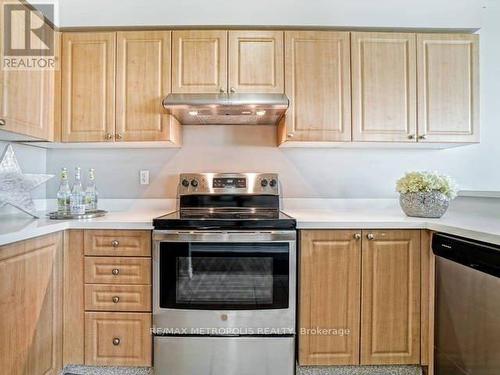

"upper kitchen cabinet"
[61,32,116,142]
[351,32,417,142]
[116,31,180,143]
[172,30,227,94]
[228,31,284,93]
[278,31,351,144]
[417,34,479,143]
[0,1,60,141]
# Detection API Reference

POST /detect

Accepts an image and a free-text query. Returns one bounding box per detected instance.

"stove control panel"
[178,173,279,195]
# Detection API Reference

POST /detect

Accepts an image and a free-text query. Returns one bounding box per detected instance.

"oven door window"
[159,242,289,310]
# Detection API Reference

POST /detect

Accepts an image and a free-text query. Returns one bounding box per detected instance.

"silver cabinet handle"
[353,233,361,240]
[0,119,5,126]
[287,133,294,138]
[112,296,120,303]
[112,268,120,275]
[367,233,374,240]
[105,133,113,140]
[112,338,120,346]
[115,133,122,140]
[111,240,119,247]
[230,87,236,93]
[418,135,427,140]
[408,134,415,140]
[219,87,226,93]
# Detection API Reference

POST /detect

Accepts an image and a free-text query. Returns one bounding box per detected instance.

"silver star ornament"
[0,144,54,218]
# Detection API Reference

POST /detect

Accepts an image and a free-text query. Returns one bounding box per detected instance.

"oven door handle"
[153,230,296,242]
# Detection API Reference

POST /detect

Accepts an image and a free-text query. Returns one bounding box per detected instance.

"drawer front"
[84,230,151,257]
[85,284,152,312]
[85,257,151,285]
[85,312,152,366]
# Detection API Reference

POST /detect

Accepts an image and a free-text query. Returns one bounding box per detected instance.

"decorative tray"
[47,209,108,220]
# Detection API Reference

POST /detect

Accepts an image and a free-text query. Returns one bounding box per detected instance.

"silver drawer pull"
[112,337,120,346]
[367,233,374,240]
[112,296,120,303]
[111,240,120,247]
[0,119,5,126]
[112,268,120,275]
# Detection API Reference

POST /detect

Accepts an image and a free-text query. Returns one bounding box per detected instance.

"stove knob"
[269,179,277,187]
[191,179,199,187]
[260,179,268,187]
[181,179,190,187]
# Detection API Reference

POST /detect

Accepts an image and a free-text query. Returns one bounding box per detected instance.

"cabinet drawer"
[85,312,152,366]
[85,257,151,285]
[85,284,151,312]
[84,230,151,257]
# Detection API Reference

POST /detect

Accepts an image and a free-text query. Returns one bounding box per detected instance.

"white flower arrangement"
[396,171,458,199]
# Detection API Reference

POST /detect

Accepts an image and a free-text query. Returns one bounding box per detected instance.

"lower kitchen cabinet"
[62,229,153,367]
[360,230,421,365]
[85,312,152,366]
[299,229,423,366]
[299,230,361,365]
[0,233,63,375]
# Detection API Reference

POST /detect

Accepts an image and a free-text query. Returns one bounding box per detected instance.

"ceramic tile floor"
[62,364,423,375]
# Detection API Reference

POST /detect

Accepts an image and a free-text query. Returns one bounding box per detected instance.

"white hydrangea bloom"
[396,171,458,199]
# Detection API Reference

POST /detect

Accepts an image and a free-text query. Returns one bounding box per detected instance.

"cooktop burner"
[153,173,296,231]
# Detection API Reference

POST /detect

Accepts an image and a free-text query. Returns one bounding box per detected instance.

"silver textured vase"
[399,191,450,218]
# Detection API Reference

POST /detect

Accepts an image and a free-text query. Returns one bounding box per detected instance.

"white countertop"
[1,197,499,247]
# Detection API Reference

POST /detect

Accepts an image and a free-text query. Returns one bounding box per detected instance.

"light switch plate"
[140,170,150,185]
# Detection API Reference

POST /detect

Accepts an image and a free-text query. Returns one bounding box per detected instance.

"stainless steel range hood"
[162,93,289,125]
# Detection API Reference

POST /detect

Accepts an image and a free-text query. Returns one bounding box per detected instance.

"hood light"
[256,110,266,116]
[188,110,198,116]
[241,111,252,115]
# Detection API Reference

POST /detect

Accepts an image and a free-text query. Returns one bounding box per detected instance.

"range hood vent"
[162,93,289,125]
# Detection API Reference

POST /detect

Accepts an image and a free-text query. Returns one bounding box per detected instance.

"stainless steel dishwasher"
[433,233,500,375]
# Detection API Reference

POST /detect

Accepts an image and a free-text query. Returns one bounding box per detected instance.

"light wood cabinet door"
[0,3,59,141]
[0,233,63,375]
[172,30,227,93]
[116,31,180,143]
[85,312,152,366]
[361,230,421,365]
[299,230,361,365]
[61,32,116,142]
[279,31,351,143]
[228,30,284,93]
[417,34,479,143]
[351,32,417,142]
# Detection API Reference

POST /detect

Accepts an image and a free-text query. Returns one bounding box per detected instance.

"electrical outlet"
[140,170,150,185]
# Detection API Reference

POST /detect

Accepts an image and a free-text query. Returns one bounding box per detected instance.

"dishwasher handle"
[432,233,500,278]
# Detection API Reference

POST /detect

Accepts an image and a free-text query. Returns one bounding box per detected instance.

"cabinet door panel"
[0,233,63,375]
[299,230,361,365]
[280,31,351,143]
[0,9,59,141]
[352,32,417,142]
[172,30,227,93]
[116,31,179,142]
[61,32,116,142]
[228,30,284,93]
[361,230,421,365]
[85,312,151,366]
[417,34,479,143]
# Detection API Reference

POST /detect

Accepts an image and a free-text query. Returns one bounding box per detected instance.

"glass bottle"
[56,168,71,215]
[70,167,85,215]
[85,168,98,212]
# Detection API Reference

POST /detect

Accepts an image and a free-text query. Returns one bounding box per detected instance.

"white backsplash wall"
[43,1,499,199]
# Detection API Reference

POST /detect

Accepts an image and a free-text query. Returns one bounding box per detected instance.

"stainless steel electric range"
[152,173,296,375]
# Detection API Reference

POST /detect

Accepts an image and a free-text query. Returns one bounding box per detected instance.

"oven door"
[153,230,296,335]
